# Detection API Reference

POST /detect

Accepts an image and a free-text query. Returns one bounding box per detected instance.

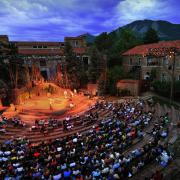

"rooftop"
[122,40,180,56]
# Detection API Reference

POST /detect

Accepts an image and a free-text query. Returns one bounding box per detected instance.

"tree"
[150,68,157,81]
[64,42,82,89]
[94,32,113,52]
[107,29,142,68]
[97,55,108,95]
[88,46,101,83]
[143,28,159,44]
[112,29,142,54]
[107,66,127,95]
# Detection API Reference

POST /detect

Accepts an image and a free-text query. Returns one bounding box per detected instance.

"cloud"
[0,0,179,40]
[105,0,178,28]
[0,0,109,40]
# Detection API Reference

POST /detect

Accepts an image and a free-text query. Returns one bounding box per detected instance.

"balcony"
[147,61,160,66]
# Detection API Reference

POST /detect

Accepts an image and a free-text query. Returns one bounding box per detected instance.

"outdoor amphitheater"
[0,82,179,179]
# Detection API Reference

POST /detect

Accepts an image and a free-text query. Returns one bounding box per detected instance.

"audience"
[0,100,171,179]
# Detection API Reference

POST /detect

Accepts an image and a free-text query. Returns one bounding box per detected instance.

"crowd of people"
[0,100,172,179]
[0,116,26,134]
[31,118,62,134]
[0,115,8,133]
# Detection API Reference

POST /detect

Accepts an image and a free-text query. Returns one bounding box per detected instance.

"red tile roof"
[18,49,64,55]
[18,47,86,55]
[14,41,64,46]
[122,40,180,56]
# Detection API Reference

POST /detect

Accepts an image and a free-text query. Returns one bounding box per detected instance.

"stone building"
[0,35,10,57]
[122,40,180,81]
[116,80,142,96]
[65,36,90,71]
[13,41,65,80]
[9,36,89,80]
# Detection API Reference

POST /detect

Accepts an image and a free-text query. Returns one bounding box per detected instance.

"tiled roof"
[18,49,64,55]
[14,41,64,46]
[117,79,140,85]
[18,47,86,55]
[122,40,180,56]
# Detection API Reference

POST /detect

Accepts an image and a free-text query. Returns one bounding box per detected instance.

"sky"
[0,0,179,41]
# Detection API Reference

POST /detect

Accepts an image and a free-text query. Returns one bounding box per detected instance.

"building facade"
[13,41,65,80]
[65,36,90,71]
[4,36,90,80]
[0,35,10,56]
[122,40,180,81]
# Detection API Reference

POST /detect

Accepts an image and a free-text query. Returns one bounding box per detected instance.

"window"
[43,46,47,48]
[40,60,46,66]
[161,73,167,81]
[163,57,168,65]
[61,43,65,47]
[138,58,141,65]
[33,46,37,48]
[74,41,78,47]
[129,58,132,65]
[147,57,152,65]
[38,46,42,48]
[147,57,159,66]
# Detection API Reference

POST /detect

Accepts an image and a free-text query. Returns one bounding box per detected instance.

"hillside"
[111,20,180,40]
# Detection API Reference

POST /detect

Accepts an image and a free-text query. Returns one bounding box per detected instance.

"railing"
[147,62,160,66]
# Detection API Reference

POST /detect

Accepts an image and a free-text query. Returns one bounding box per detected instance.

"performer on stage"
[64,90,67,99]
[49,98,53,111]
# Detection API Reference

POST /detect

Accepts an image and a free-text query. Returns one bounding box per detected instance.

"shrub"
[119,89,131,96]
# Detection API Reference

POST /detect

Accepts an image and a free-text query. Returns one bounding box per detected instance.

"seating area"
[0,116,26,134]
[0,99,174,179]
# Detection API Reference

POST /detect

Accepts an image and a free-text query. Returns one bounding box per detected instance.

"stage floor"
[3,93,96,125]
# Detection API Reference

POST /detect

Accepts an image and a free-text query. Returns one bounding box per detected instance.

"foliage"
[107,53,123,68]
[118,89,131,96]
[152,80,171,96]
[0,60,10,85]
[152,80,180,101]
[143,28,159,44]
[107,66,127,95]
[174,81,180,94]
[87,46,101,83]
[150,68,157,81]
[97,71,108,95]
[111,29,142,54]
[94,29,142,69]
[0,79,8,98]
[94,32,113,52]
[64,42,83,89]
[152,96,180,109]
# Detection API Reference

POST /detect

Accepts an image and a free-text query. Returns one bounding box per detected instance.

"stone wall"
[116,79,143,96]
[123,55,180,81]
[87,83,98,96]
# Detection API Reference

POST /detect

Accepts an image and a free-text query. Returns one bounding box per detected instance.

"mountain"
[78,33,96,44]
[79,20,180,45]
[111,20,180,40]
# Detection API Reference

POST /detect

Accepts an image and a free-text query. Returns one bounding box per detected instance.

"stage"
[2,87,97,125]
